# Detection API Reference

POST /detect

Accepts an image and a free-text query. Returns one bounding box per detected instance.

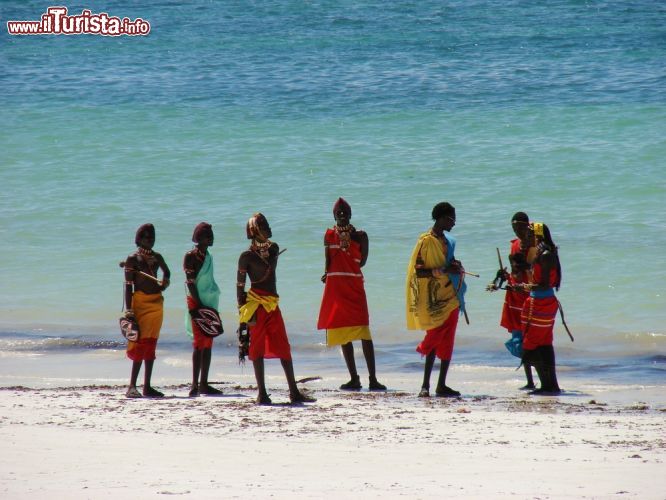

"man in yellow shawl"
[406,202,466,397]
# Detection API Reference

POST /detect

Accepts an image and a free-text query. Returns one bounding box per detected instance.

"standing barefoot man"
[184,222,222,397]
[236,213,316,405]
[488,212,537,389]
[317,198,386,391]
[521,222,563,395]
[123,223,170,398]
[406,202,466,398]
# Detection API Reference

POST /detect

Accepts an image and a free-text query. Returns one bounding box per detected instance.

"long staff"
[119,261,163,286]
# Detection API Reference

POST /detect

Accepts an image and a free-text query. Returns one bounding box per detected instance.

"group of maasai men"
[121,199,564,404]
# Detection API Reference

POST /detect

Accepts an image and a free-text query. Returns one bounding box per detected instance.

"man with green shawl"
[184,222,223,397]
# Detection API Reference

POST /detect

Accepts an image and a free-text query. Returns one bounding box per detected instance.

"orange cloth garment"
[127,291,164,361]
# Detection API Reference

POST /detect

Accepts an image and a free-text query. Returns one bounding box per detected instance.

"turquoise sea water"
[1,1,665,393]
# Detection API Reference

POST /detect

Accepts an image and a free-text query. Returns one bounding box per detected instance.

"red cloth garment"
[416,307,460,361]
[317,229,369,330]
[248,288,292,361]
[500,239,530,332]
[532,259,559,288]
[187,295,214,349]
[126,291,162,361]
[521,296,558,350]
[521,261,559,350]
[127,338,158,361]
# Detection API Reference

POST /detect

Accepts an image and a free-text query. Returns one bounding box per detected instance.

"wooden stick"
[119,261,162,285]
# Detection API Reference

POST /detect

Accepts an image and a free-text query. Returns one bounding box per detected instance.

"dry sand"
[1,382,665,499]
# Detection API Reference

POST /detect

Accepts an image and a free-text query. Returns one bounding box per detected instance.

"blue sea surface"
[0,1,664,391]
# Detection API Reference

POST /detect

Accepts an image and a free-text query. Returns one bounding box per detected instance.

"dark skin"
[503,220,533,289]
[184,227,221,396]
[236,216,313,405]
[322,209,384,390]
[415,211,462,278]
[415,209,461,396]
[507,219,535,388]
[526,227,557,292]
[124,229,171,397]
[523,226,561,394]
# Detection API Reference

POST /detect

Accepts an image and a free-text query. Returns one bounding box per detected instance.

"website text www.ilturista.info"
[7,6,150,36]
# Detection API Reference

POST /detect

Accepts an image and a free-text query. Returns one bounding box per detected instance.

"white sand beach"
[2,381,665,499]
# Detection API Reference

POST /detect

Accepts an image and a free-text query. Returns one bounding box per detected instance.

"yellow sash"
[405,232,459,330]
[238,289,279,324]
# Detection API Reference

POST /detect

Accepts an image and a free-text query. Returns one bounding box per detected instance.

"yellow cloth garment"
[131,290,164,340]
[238,289,280,324]
[327,325,372,346]
[405,231,459,331]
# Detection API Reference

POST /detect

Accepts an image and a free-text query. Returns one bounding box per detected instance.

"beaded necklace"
[193,246,207,262]
[136,247,157,276]
[249,240,274,284]
[334,224,355,251]
[250,239,272,260]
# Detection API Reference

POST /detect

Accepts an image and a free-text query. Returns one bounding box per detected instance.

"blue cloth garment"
[505,330,523,358]
[444,232,467,315]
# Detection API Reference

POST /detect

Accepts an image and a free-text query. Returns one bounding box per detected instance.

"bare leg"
[360,340,374,377]
[253,358,271,404]
[361,340,386,390]
[282,358,316,404]
[143,359,164,397]
[435,360,460,397]
[340,343,361,390]
[190,349,202,396]
[198,348,222,395]
[341,342,359,378]
[126,361,143,398]
[419,351,436,397]
[522,363,535,390]
[130,360,142,387]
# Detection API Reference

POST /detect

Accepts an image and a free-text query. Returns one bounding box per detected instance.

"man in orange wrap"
[123,223,171,398]
[317,198,386,391]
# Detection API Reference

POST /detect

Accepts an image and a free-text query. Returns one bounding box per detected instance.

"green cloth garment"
[185,252,221,338]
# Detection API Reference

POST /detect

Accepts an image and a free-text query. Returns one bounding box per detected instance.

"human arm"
[414,247,433,278]
[321,234,330,283]
[357,230,369,268]
[123,255,136,316]
[184,252,202,309]
[530,248,556,291]
[156,253,171,291]
[237,253,249,307]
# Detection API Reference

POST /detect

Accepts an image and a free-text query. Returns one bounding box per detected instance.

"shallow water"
[1,1,665,394]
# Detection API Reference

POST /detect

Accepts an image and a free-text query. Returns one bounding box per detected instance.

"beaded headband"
[531,222,544,238]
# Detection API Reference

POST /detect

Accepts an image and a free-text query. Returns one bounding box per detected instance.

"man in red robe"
[498,212,536,389]
[318,198,386,391]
